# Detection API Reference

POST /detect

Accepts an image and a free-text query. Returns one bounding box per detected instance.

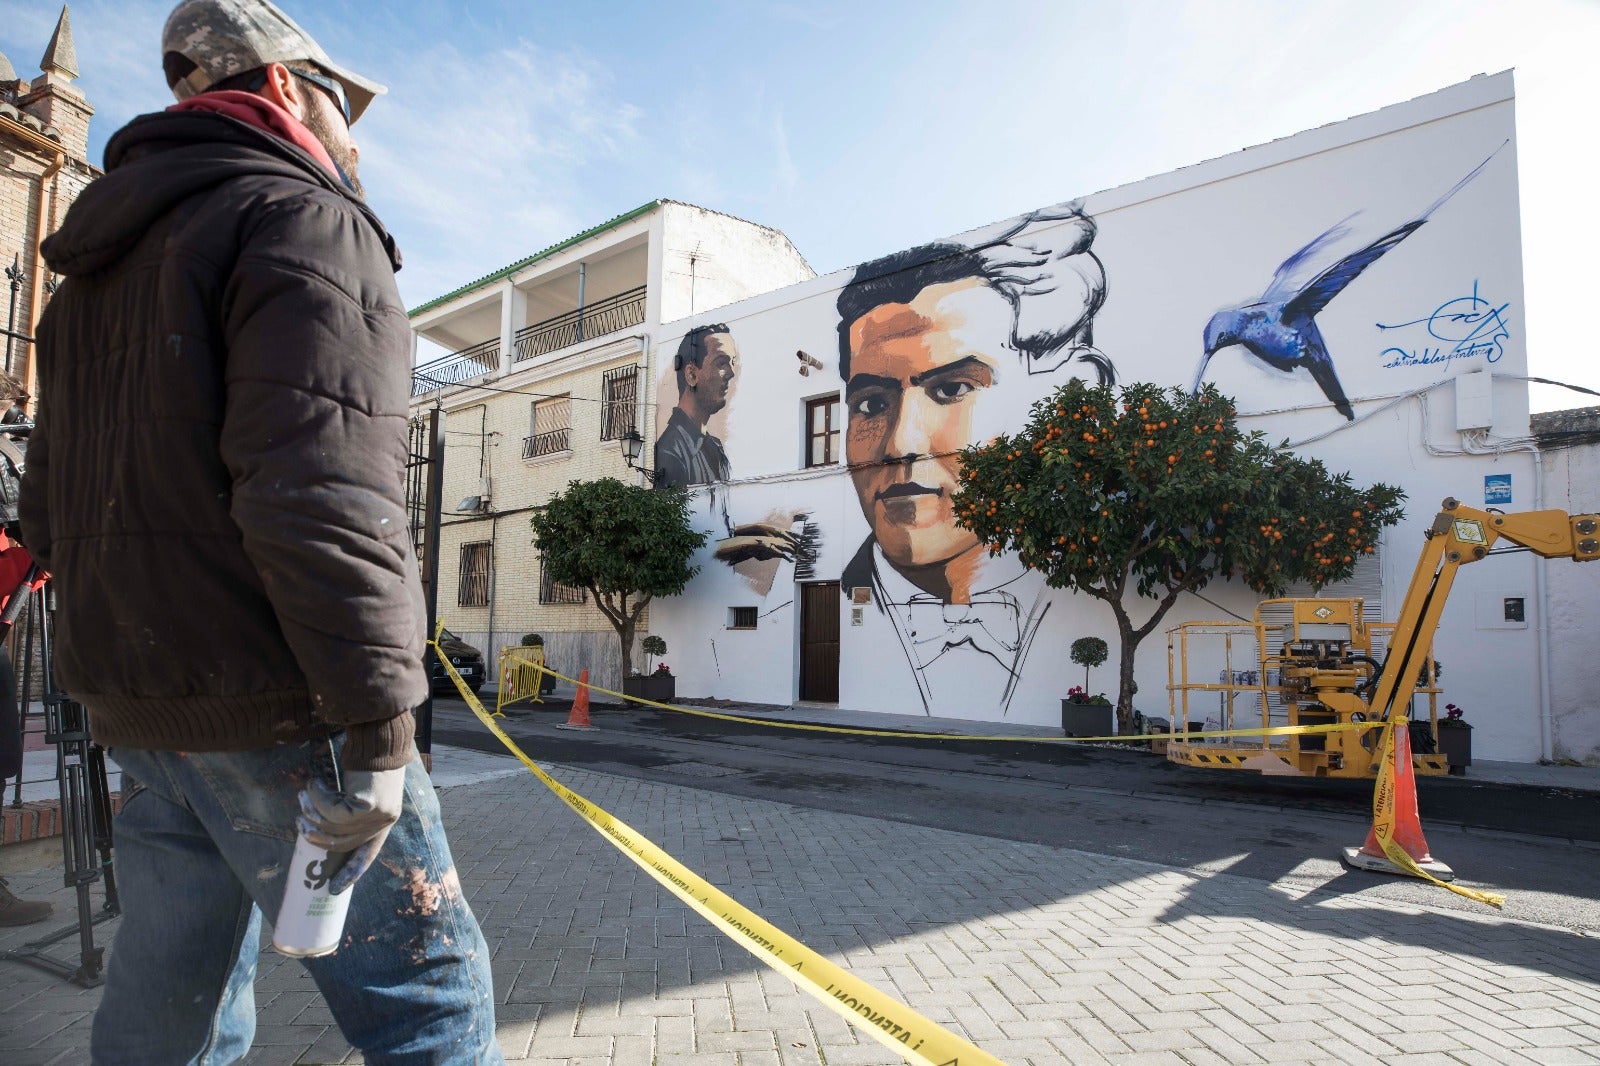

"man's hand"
[297,767,406,895]
[714,523,800,565]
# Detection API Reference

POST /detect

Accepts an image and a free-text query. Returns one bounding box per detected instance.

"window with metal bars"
[600,365,640,441]
[524,395,571,458]
[539,553,586,605]
[728,606,758,630]
[457,541,491,607]
[805,396,840,468]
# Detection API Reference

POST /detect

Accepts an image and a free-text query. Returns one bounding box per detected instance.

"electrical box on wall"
[1455,369,1493,431]
[1474,590,1528,630]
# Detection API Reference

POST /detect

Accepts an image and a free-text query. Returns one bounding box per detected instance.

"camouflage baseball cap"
[162,0,385,124]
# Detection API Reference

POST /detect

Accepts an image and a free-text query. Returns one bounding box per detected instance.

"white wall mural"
[649,76,1539,758]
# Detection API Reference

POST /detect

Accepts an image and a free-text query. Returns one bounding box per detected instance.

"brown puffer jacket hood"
[45,109,400,277]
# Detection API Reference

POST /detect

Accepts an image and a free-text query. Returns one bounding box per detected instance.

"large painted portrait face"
[845,277,1016,571]
[685,332,739,417]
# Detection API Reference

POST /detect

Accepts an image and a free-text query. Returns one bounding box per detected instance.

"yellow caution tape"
[529,664,1384,745]
[430,635,1007,1066]
[1371,720,1505,908]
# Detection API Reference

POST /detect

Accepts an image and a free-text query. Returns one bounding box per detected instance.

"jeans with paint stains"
[92,739,504,1065]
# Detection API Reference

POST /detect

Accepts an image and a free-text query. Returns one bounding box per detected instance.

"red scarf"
[169,90,339,178]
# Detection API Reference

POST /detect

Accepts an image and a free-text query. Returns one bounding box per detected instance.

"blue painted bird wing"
[1282,220,1424,320]
[1279,141,1508,322]
[1261,214,1357,306]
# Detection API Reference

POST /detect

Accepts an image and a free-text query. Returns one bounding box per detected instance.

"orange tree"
[530,478,707,678]
[952,380,1405,733]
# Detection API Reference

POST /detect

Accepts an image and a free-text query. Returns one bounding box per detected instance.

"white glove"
[296,766,406,895]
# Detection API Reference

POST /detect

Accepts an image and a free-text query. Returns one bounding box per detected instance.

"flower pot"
[1061,700,1113,738]
[624,675,675,704]
[1437,721,1471,775]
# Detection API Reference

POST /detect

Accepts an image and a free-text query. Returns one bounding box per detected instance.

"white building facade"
[1533,407,1600,766]
[645,73,1591,764]
[408,200,813,691]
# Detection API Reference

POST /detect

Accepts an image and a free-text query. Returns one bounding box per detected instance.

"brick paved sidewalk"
[2,751,1598,1064]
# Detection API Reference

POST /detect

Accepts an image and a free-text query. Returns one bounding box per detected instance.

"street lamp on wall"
[621,428,661,485]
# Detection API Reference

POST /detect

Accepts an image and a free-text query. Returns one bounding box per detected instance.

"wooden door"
[799,582,840,702]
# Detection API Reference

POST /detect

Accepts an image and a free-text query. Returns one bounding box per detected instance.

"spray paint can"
[272,832,354,958]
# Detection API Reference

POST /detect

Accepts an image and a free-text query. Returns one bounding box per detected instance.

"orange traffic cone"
[1342,720,1455,880]
[555,668,596,731]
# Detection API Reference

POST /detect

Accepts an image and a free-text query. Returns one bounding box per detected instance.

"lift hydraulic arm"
[1364,498,1600,723]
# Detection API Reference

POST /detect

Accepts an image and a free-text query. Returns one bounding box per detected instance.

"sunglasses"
[291,68,351,128]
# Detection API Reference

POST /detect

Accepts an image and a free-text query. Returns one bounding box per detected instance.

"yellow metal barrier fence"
[495,645,548,717]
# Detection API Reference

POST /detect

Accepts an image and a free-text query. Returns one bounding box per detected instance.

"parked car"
[430,628,485,696]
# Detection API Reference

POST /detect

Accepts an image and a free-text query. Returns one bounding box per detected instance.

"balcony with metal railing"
[513,285,646,363]
[522,427,571,459]
[411,337,499,397]
[411,284,648,396]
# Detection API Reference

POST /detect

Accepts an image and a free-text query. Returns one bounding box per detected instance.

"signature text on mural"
[1376,281,1511,369]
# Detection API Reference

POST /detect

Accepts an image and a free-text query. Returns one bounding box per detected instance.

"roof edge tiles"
[407,200,660,319]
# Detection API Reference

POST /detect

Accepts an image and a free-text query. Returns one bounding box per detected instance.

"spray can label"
[272,832,354,957]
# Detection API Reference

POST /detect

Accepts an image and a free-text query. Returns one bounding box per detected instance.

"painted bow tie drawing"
[898,591,1024,670]
[1192,141,1507,421]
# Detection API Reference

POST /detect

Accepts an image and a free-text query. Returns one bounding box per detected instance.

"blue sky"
[4,0,1597,411]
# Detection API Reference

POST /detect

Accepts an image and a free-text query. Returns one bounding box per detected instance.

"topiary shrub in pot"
[518,633,555,694]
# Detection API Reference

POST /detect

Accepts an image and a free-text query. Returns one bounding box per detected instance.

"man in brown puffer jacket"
[21,2,502,1061]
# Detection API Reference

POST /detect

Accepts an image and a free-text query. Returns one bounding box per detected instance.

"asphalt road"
[426,696,1600,935]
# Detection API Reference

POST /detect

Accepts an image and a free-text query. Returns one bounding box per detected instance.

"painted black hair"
[834,242,991,381]
[673,323,732,392]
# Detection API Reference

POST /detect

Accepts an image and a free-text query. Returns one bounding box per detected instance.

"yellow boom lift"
[1165,499,1599,778]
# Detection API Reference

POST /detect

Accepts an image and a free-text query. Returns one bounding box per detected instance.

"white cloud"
[355,38,643,306]
[769,111,799,205]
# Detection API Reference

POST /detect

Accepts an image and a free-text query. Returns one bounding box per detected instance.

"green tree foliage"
[953,381,1405,732]
[530,479,707,677]
[641,634,668,673]
[1069,636,1109,691]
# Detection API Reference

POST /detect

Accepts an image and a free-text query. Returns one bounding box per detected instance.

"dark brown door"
[799,581,840,702]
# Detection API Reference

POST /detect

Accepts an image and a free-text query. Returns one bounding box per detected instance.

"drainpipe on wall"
[1533,452,1555,762]
[487,508,500,661]
[477,404,500,657]
[575,262,586,342]
[1477,433,1554,762]
[633,334,650,489]
[1458,412,1554,763]
[30,154,64,371]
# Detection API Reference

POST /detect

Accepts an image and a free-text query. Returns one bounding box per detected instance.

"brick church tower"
[0,6,100,404]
